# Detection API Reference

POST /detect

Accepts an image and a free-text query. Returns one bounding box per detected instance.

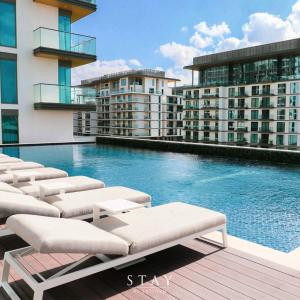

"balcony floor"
[0,233,300,300]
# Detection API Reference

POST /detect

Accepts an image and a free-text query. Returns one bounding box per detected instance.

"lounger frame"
[0,224,227,300]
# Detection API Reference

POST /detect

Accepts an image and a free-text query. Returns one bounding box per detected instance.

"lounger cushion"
[0,157,22,164]
[7,215,129,255]
[0,182,23,194]
[15,176,105,197]
[44,186,151,218]
[0,162,44,172]
[96,202,226,254]
[0,191,60,218]
[0,168,68,183]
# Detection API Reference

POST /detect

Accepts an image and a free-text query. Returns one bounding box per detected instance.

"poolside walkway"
[0,235,300,300]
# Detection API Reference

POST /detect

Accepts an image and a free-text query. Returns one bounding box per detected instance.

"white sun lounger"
[0,157,22,164]
[0,203,227,300]
[0,167,68,184]
[0,162,44,172]
[0,186,151,236]
[14,176,105,198]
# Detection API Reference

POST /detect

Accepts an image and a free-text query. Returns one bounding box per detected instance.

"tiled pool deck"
[1,232,300,299]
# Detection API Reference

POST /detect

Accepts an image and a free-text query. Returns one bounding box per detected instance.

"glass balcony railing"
[34,27,96,56]
[34,84,96,105]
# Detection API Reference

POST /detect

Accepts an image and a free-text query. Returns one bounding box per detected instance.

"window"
[251,98,259,108]
[277,96,286,107]
[1,110,18,144]
[238,98,245,108]
[278,83,286,94]
[149,88,154,94]
[288,135,297,145]
[162,80,164,87]
[251,122,258,131]
[0,58,17,104]
[252,86,259,96]
[204,88,210,95]
[261,97,271,108]
[291,82,299,94]
[228,88,235,97]
[262,85,270,95]
[290,96,298,107]
[121,79,127,86]
[237,132,244,141]
[276,135,284,146]
[228,122,234,131]
[228,132,234,142]
[0,0,16,47]
[228,110,235,120]
[277,109,285,120]
[289,122,297,133]
[289,109,297,120]
[228,99,235,108]
[277,122,285,133]
[238,87,245,96]
[237,110,245,119]
[251,134,258,144]
[251,110,259,120]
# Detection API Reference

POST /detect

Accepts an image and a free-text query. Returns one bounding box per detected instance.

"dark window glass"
[277,122,285,133]
[0,59,17,104]
[2,110,18,144]
[0,0,16,47]
[251,122,258,131]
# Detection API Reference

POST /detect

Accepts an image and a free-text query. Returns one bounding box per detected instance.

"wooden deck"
[0,235,300,300]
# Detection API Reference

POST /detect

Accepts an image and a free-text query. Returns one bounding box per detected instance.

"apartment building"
[0,0,97,144]
[175,38,300,149]
[81,70,183,138]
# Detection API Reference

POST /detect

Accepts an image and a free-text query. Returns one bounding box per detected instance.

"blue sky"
[72,0,300,84]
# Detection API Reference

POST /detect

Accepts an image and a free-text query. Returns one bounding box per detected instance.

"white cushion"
[0,168,68,183]
[16,176,105,197]
[0,162,44,172]
[0,191,60,218]
[95,202,226,254]
[7,214,129,255]
[0,157,22,164]
[44,186,151,218]
[0,182,23,194]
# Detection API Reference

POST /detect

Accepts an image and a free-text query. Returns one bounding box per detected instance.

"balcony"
[235,127,248,132]
[34,28,96,67]
[34,0,97,22]
[201,93,219,99]
[201,126,219,131]
[229,92,249,97]
[34,84,96,111]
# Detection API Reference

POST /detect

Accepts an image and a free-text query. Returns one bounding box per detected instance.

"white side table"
[93,199,144,222]
[39,182,75,198]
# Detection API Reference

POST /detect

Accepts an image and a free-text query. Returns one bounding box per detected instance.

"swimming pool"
[2,144,300,252]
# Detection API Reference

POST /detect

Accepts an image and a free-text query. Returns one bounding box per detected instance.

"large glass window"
[1,110,18,144]
[251,134,258,144]
[251,98,259,108]
[0,58,17,104]
[277,96,286,107]
[289,109,297,120]
[0,0,16,48]
[277,122,285,133]
[290,82,299,94]
[289,121,297,133]
[58,61,71,103]
[290,96,298,107]
[288,135,297,145]
[276,135,284,146]
[277,109,285,120]
[251,122,258,131]
[59,12,71,51]
[228,99,235,108]
[228,110,235,120]
[278,83,286,94]
[251,110,259,120]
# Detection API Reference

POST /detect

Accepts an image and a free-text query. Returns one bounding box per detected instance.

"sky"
[72,0,300,85]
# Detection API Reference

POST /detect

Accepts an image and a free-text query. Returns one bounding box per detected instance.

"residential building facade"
[81,70,183,138]
[0,0,97,144]
[176,38,300,149]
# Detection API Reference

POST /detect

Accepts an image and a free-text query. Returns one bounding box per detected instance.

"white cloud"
[72,59,132,85]
[165,67,195,85]
[181,26,188,32]
[129,59,142,67]
[159,42,201,67]
[194,21,230,37]
[190,32,213,48]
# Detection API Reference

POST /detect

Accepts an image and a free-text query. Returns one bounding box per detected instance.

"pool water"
[2,144,300,253]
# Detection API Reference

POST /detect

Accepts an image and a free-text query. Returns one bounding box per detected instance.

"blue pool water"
[2,144,300,253]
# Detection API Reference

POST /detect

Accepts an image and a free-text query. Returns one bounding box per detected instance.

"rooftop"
[185,38,300,70]
[81,69,180,85]
[1,230,300,299]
